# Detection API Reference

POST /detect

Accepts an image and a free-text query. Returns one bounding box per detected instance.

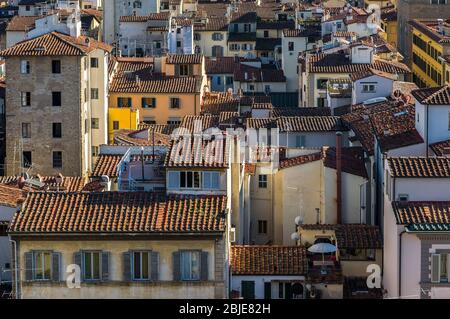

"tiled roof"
[179,115,219,133]
[411,86,450,105]
[166,53,203,64]
[201,93,239,115]
[350,68,398,82]
[255,38,281,51]
[92,154,122,177]
[109,58,201,93]
[231,245,307,275]
[0,31,112,56]
[205,57,235,74]
[9,192,227,234]
[392,201,450,227]
[193,17,228,31]
[246,117,277,129]
[277,116,346,132]
[138,123,179,135]
[283,28,321,37]
[6,15,37,31]
[271,107,331,117]
[252,102,273,109]
[165,135,229,168]
[119,12,170,22]
[387,157,450,178]
[279,147,368,178]
[228,32,257,42]
[219,111,240,126]
[0,175,86,192]
[114,129,171,146]
[430,139,450,156]
[409,19,450,44]
[308,53,410,74]
[0,184,27,208]
[234,66,286,82]
[301,224,382,249]
[257,20,294,29]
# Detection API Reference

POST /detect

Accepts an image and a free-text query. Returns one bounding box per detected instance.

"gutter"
[398,230,406,298]
[426,103,429,157]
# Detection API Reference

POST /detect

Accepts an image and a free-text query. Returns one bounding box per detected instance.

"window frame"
[22,151,32,168]
[21,92,31,107]
[90,57,99,68]
[132,250,151,281]
[170,97,181,109]
[52,122,62,138]
[180,250,201,281]
[22,122,31,138]
[33,251,52,281]
[20,60,30,74]
[258,174,268,188]
[51,60,61,74]
[52,151,62,168]
[82,251,102,281]
[52,91,62,107]
[91,88,99,100]
[180,171,201,189]
[91,118,99,129]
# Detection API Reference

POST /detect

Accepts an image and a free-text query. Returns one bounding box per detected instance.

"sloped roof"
[411,86,450,105]
[387,157,450,178]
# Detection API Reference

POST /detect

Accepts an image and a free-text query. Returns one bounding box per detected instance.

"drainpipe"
[398,230,406,298]
[426,104,429,157]
[336,131,343,224]
[9,238,19,299]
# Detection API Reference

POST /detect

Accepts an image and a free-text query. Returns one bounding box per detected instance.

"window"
[90,57,99,68]
[142,97,156,108]
[133,0,142,8]
[113,121,119,130]
[258,174,267,188]
[25,5,30,11]
[167,118,181,125]
[52,60,61,74]
[92,146,99,157]
[83,251,101,281]
[212,45,224,57]
[21,92,31,107]
[241,281,255,299]
[362,83,376,93]
[229,43,240,51]
[316,79,328,89]
[52,92,61,107]
[194,33,201,41]
[170,97,180,109]
[431,253,450,283]
[431,0,446,4]
[317,97,326,107]
[202,171,220,189]
[22,123,31,138]
[264,30,269,38]
[244,24,251,32]
[180,171,201,188]
[91,118,99,129]
[264,85,271,94]
[258,220,267,234]
[249,84,255,91]
[22,151,32,168]
[33,251,51,280]
[226,76,233,85]
[295,135,306,147]
[117,97,132,107]
[20,60,30,74]
[180,251,200,281]
[91,88,99,100]
[133,251,150,280]
[176,41,181,48]
[177,64,192,76]
[288,42,294,51]
[242,43,253,51]
[53,151,62,168]
[52,123,62,138]
[212,33,223,41]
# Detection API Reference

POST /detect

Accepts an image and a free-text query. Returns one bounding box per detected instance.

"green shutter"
[24,252,33,281]
[101,251,110,281]
[264,282,271,299]
[151,251,159,281]
[200,251,208,281]
[123,251,131,281]
[73,251,83,282]
[51,252,61,282]
[173,251,181,281]
[241,281,255,299]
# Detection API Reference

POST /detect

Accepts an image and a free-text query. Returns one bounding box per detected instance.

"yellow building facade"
[411,19,450,88]
[108,107,139,142]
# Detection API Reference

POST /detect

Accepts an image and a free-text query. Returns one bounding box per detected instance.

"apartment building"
[8,191,230,299]
[0,31,112,176]
[410,19,450,88]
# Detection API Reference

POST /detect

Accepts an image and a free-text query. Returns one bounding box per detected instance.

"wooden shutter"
[51,252,61,282]
[431,254,441,283]
[151,251,159,281]
[203,171,211,189]
[73,251,83,281]
[211,172,220,189]
[152,98,156,108]
[101,252,110,281]
[264,282,271,299]
[242,281,255,299]
[200,251,209,281]
[168,171,180,189]
[173,251,181,281]
[123,251,131,281]
[24,252,33,281]
[127,98,132,107]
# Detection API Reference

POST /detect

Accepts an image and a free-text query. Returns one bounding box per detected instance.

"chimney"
[336,131,343,224]
[437,18,444,35]
[18,176,26,189]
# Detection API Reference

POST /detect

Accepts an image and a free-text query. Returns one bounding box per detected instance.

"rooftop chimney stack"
[437,18,444,35]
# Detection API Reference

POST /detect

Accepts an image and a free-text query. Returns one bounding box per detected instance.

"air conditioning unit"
[229,227,236,242]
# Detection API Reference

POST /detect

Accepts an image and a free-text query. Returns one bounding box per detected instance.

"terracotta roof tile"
[0,175,86,192]
[0,184,27,208]
[271,107,331,117]
[166,53,203,64]
[114,129,171,146]
[411,86,450,105]
[119,12,170,22]
[178,115,219,133]
[392,201,450,226]
[387,157,450,178]
[193,17,228,31]
[6,15,37,31]
[164,134,229,168]
[430,139,450,156]
[205,57,235,74]
[138,123,179,134]
[92,155,122,177]
[277,116,346,132]
[0,31,112,56]
[231,245,307,275]
[9,192,227,233]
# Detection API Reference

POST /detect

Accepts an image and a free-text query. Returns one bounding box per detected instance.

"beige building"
[8,191,230,299]
[0,31,112,177]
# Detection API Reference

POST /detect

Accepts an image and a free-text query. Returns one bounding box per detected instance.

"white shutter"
[203,171,211,189]
[168,171,180,189]
[211,172,220,189]
[431,254,440,283]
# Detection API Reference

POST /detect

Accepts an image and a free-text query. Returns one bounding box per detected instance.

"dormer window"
[362,83,376,93]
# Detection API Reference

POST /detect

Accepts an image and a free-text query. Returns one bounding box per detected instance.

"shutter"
[101,251,110,281]
[189,65,193,76]
[51,252,61,282]
[74,251,83,281]
[117,97,121,107]
[173,251,181,281]
[264,282,271,299]
[24,252,33,281]
[211,172,220,189]
[141,97,146,108]
[301,136,306,147]
[203,171,211,189]
[200,251,208,281]
[123,251,131,282]
[151,251,159,281]
[127,98,132,107]
[431,254,440,283]
[152,98,156,108]
[168,171,180,189]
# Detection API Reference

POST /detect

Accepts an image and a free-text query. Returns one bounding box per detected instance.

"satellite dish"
[291,232,300,241]
[294,216,303,226]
